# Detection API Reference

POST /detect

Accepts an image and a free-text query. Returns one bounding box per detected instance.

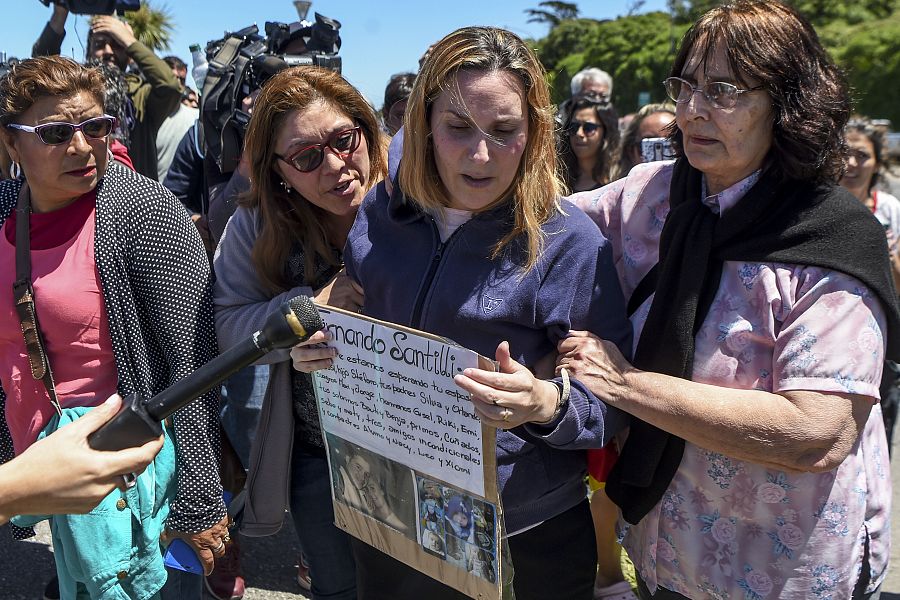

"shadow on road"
[0,527,56,600]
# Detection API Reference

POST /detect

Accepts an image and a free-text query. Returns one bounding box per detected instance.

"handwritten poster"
[312,306,503,599]
[315,308,488,496]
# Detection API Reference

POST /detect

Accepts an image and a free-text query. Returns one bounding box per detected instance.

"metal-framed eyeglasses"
[275,127,362,173]
[663,77,764,110]
[6,115,117,145]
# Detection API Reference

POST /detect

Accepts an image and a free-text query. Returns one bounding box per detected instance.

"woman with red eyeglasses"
[0,56,227,598]
[559,96,620,192]
[212,66,388,600]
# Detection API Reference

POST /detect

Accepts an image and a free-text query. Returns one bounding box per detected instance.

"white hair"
[570,67,613,97]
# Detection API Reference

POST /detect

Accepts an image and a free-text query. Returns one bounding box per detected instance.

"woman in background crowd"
[213,65,388,600]
[840,118,900,453]
[560,96,620,192]
[613,102,675,180]
[565,2,897,598]
[841,118,900,288]
[381,72,415,136]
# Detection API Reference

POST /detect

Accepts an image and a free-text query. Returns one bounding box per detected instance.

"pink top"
[571,161,891,599]
[0,192,118,454]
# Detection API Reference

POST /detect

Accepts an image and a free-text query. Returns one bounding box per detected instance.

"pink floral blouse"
[570,161,891,599]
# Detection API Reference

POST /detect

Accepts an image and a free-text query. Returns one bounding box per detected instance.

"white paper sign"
[313,307,487,497]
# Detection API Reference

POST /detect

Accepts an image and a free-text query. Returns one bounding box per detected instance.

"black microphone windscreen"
[289,295,325,336]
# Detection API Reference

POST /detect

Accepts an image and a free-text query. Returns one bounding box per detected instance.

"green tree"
[536,12,688,112]
[525,1,580,27]
[822,12,900,124]
[121,1,175,52]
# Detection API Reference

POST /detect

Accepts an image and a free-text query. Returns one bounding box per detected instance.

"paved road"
[3,435,900,599]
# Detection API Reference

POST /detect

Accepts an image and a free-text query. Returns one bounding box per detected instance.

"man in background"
[32,2,182,180]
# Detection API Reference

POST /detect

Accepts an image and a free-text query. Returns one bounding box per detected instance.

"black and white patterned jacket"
[0,161,225,534]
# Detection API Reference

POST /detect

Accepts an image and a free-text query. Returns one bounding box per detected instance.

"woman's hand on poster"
[314,269,365,312]
[556,330,634,403]
[290,330,337,373]
[454,341,560,429]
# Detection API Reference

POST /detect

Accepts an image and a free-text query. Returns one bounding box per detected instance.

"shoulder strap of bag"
[12,183,62,415]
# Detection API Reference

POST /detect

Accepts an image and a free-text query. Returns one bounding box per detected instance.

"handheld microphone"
[88,295,323,451]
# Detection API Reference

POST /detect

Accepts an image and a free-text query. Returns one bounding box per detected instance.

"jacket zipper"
[409,216,468,329]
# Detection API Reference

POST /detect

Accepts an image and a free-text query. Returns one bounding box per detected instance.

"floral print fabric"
[570,161,891,599]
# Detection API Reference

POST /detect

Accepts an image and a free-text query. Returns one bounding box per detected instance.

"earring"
[280,180,292,193]
[9,161,20,179]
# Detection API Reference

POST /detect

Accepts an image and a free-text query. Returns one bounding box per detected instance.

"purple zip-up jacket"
[344,180,633,533]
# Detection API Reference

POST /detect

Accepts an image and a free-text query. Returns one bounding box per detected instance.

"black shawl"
[607,158,900,524]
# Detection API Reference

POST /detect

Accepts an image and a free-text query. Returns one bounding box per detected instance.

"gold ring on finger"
[501,408,512,422]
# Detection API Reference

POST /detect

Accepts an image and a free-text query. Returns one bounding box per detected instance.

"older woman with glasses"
[213,66,389,600]
[564,2,899,599]
[0,56,226,598]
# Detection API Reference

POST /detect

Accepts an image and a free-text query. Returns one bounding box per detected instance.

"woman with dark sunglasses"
[559,96,620,192]
[212,66,388,600]
[0,56,227,598]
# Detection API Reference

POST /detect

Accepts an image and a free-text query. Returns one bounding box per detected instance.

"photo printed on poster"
[326,432,417,539]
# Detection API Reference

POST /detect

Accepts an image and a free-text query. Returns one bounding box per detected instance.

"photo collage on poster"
[324,432,499,585]
[416,476,498,584]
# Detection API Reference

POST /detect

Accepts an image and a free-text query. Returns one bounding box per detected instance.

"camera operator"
[32,2,183,180]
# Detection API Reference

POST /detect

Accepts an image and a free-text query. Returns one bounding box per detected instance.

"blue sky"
[7,0,668,107]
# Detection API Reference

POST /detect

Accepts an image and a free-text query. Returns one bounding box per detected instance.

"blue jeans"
[220,364,269,469]
[289,445,357,600]
[159,566,202,599]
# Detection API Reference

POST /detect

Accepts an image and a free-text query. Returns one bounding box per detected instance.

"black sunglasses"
[276,127,362,173]
[6,115,116,145]
[566,120,602,136]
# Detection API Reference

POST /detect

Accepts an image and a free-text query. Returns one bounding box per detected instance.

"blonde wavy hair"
[400,26,563,272]
[240,67,387,292]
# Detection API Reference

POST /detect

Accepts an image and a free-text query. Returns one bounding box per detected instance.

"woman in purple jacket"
[294,26,632,599]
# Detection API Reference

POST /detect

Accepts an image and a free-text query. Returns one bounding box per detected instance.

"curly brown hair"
[0,56,104,126]
[667,0,850,184]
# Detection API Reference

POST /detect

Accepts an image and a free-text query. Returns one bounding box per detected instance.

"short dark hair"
[163,55,188,73]
[668,0,850,184]
[381,72,415,117]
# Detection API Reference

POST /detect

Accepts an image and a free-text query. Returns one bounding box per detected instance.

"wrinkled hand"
[163,514,230,576]
[453,341,559,429]
[290,329,336,373]
[91,15,137,48]
[556,331,633,404]
[314,269,364,312]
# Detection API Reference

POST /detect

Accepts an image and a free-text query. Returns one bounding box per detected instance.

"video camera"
[38,0,140,16]
[199,12,342,173]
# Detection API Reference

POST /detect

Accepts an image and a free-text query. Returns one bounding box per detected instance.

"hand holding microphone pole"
[87,295,324,452]
[84,295,324,575]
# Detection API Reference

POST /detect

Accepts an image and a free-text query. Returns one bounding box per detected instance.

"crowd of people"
[0,1,897,599]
